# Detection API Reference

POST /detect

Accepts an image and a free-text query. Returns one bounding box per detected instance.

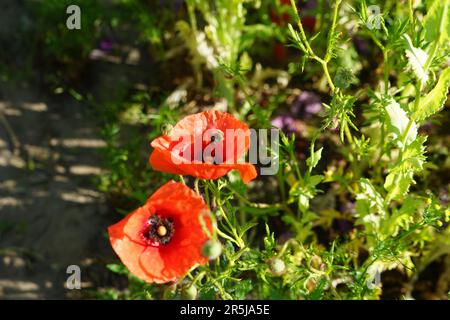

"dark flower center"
[142,215,174,246]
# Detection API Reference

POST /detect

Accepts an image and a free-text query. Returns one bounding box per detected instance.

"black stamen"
[142,215,175,246]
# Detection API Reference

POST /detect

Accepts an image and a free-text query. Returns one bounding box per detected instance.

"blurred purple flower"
[439,189,449,206]
[272,114,299,134]
[90,38,114,60]
[301,0,318,10]
[99,39,113,52]
[340,202,356,215]
[419,121,435,134]
[159,0,184,11]
[353,36,370,57]
[291,91,322,118]
[277,231,295,245]
[333,219,354,234]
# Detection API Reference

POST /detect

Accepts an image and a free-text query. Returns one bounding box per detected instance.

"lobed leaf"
[423,0,450,44]
[412,68,450,121]
[385,99,417,147]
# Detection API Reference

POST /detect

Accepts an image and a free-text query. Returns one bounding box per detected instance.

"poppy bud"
[201,239,222,260]
[334,67,354,89]
[181,284,198,300]
[268,258,286,276]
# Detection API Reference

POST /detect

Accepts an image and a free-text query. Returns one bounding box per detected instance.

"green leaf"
[239,51,252,73]
[384,171,414,202]
[403,34,428,83]
[306,147,323,170]
[232,279,253,299]
[423,0,450,44]
[288,23,307,53]
[307,175,324,187]
[385,99,417,146]
[356,178,386,216]
[298,194,310,212]
[392,136,427,173]
[264,223,276,251]
[107,263,129,275]
[384,136,426,202]
[412,68,450,121]
[238,221,258,238]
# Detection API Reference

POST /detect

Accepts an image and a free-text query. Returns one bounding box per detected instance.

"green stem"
[194,178,200,195]
[325,0,341,62]
[216,193,244,248]
[210,277,230,300]
[289,0,316,57]
[344,124,354,144]
[424,41,439,74]
[408,0,414,29]
[320,60,336,93]
[383,49,389,94]
[289,0,340,94]
[191,270,206,286]
[400,81,421,153]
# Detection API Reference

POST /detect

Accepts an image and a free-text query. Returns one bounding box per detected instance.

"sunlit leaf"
[412,68,450,121]
[403,34,428,83]
[423,0,450,44]
[385,99,417,147]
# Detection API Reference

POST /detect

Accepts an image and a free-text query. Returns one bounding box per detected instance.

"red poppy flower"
[149,110,257,183]
[108,180,212,283]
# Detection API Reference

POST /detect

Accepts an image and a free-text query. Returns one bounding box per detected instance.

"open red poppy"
[149,110,257,183]
[108,180,211,283]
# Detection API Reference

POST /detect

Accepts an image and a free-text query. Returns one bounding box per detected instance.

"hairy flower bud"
[268,258,286,276]
[181,284,197,300]
[334,67,354,89]
[201,239,222,260]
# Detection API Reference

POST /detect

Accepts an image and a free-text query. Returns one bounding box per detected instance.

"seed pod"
[181,284,197,300]
[268,257,286,276]
[201,239,222,260]
[334,67,354,89]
